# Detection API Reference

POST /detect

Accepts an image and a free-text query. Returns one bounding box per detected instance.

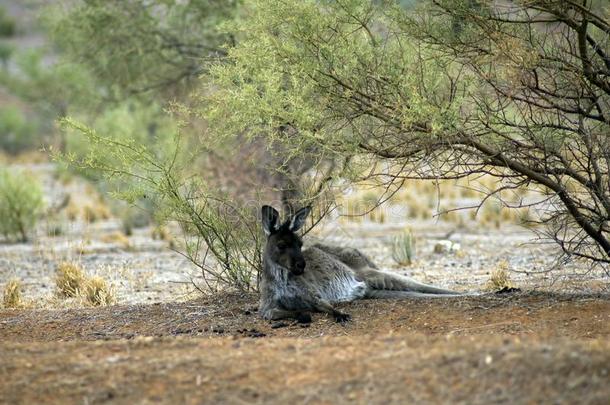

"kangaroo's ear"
[261,205,280,236]
[288,206,311,232]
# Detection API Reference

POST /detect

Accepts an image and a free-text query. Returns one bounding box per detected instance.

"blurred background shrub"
[0,169,44,242]
[0,106,39,154]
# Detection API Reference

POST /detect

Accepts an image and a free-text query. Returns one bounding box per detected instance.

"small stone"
[433,240,461,254]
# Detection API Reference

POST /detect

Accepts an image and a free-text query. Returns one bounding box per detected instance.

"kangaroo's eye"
[277,242,287,250]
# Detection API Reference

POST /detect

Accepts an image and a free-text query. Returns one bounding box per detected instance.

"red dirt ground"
[1,292,609,404]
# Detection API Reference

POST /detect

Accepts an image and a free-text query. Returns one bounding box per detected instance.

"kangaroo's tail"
[360,269,480,296]
[396,278,461,294]
[365,290,465,299]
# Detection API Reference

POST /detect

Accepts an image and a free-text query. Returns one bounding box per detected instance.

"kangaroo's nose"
[294,259,306,274]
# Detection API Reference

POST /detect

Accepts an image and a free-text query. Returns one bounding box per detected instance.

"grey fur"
[259,205,465,323]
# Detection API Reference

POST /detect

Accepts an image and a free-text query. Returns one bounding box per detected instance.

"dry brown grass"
[10,150,49,164]
[54,262,115,306]
[3,279,23,308]
[55,262,86,298]
[338,174,543,228]
[101,231,131,249]
[369,209,386,223]
[151,226,166,241]
[83,276,115,307]
[152,225,177,249]
[65,200,112,223]
[65,200,80,221]
[501,207,513,222]
[487,260,515,291]
[83,203,111,223]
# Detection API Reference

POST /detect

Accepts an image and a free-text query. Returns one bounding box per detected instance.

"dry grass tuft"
[65,200,112,223]
[152,226,171,241]
[55,262,86,298]
[101,231,131,249]
[487,260,515,290]
[12,150,48,164]
[152,225,177,249]
[369,209,386,223]
[53,262,116,307]
[3,279,23,308]
[83,203,111,223]
[65,200,80,221]
[83,276,115,306]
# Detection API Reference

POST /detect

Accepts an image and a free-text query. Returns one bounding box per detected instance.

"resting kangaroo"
[259,205,464,323]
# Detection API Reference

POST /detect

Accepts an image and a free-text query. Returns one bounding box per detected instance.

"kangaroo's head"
[261,205,311,275]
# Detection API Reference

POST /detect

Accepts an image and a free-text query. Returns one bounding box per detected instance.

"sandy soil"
[1,292,610,404]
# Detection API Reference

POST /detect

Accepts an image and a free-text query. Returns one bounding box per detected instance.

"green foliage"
[0,42,13,67]
[202,0,461,177]
[398,0,420,9]
[3,50,99,117]
[45,0,239,97]
[198,0,610,264]
[0,106,39,154]
[0,169,45,242]
[65,100,177,177]
[0,49,99,152]
[0,6,16,37]
[0,49,103,153]
[0,47,100,155]
[392,228,415,266]
[59,117,263,292]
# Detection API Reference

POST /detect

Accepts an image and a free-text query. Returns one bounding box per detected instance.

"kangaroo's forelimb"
[265,308,301,320]
[309,297,351,323]
[262,307,312,323]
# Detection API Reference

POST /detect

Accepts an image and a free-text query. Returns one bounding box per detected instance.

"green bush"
[0,169,44,242]
[65,100,177,175]
[0,7,16,37]
[0,42,13,67]
[61,117,263,292]
[0,107,39,154]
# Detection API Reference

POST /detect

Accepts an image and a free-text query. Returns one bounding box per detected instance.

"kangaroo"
[259,205,464,323]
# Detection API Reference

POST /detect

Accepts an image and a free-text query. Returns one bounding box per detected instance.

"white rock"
[433,240,461,254]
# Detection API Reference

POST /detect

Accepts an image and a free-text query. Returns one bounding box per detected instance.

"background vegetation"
[1,0,609,291]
